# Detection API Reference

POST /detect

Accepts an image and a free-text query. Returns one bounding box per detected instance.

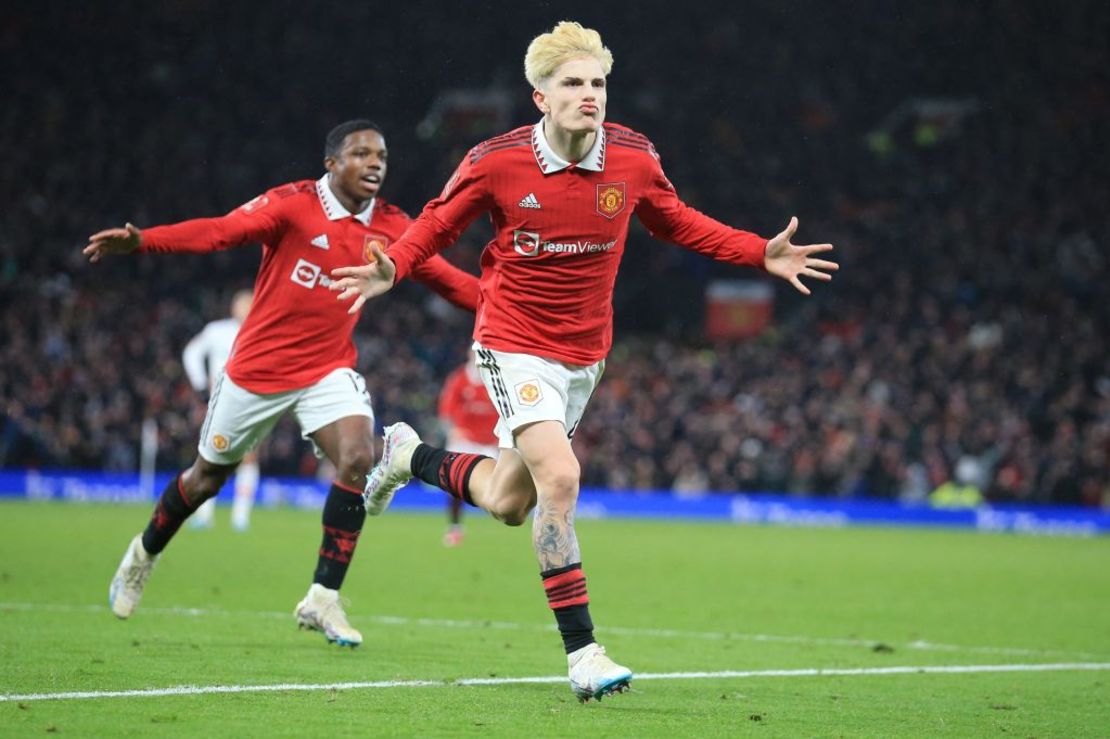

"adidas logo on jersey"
[517,193,542,209]
[310,234,330,249]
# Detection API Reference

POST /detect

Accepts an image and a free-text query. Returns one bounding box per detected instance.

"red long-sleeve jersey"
[140,176,479,393]
[386,121,768,365]
[438,365,499,446]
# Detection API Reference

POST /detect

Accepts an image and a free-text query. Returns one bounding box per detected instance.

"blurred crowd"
[1,2,1106,506]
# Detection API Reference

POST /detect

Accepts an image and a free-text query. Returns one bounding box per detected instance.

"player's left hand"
[763,217,838,295]
[83,222,142,263]
[330,242,397,314]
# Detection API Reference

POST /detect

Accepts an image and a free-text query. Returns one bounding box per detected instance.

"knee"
[181,464,231,502]
[336,444,374,481]
[534,466,580,508]
[489,497,535,527]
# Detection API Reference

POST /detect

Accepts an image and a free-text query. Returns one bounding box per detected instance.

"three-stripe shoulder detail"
[606,127,654,153]
[469,128,532,164]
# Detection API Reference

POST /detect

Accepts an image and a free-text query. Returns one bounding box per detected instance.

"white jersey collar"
[531,120,606,174]
[316,174,374,225]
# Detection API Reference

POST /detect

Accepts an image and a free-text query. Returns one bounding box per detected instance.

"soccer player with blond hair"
[331,22,838,700]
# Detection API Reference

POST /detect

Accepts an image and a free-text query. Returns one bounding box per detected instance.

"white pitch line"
[1,601,1105,661]
[2,663,1108,703]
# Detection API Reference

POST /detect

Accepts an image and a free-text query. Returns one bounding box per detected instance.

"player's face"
[535,56,607,134]
[326,129,388,203]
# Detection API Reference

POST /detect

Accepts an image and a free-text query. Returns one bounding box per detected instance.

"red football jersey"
[437,365,499,446]
[386,121,768,365]
[140,176,479,393]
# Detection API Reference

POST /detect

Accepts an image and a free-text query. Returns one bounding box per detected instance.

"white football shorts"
[472,341,604,449]
[197,367,374,465]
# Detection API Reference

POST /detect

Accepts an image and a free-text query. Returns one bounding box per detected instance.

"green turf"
[1,500,1108,737]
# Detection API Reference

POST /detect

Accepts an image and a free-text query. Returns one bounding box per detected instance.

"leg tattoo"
[533,499,581,571]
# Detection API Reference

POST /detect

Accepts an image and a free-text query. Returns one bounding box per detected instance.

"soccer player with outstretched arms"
[330,24,838,697]
[84,120,479,646]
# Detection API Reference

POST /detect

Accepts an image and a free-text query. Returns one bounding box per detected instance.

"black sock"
[410,443,487,506]
[141,473,197,555]
[313,482,366,590]
[542,563,596,653]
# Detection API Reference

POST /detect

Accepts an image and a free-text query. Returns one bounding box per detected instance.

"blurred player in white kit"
[182,289,258,531]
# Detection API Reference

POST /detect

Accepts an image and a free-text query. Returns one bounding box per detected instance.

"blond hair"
[524,21,613,89]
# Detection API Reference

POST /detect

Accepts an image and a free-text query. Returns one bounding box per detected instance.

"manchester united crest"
[515,380,543,407]
[596,182,626,219]
[363,234,390,262]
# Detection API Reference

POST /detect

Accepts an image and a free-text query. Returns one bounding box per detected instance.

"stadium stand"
[1,2,1105,506]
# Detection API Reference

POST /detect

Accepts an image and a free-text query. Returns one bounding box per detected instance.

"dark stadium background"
[2,1,1106,506]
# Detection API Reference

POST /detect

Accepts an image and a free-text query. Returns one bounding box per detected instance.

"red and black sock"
[410,443,488,506]
[141,473,198,555]
[542,563,595,654]
[313,481,366,590]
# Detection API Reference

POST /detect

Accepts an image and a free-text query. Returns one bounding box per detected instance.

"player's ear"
[532,88,550,115]
[323,155,337,174]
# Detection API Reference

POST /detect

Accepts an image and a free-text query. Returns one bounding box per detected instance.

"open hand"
[329,242,397,314]
[763,217,838,295]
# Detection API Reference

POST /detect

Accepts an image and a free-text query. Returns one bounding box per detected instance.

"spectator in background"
[929,456,985,509]
[1,3,1104,510]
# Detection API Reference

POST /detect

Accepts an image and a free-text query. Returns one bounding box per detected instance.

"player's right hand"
[84,223,142,263]
[330,242,397,315]
[763,216,838,296]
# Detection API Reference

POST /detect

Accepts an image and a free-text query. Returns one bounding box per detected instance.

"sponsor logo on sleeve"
[515,380,543,407]
[596,182,626,219]
[239,194,270,213]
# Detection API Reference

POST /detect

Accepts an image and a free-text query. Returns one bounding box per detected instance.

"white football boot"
[108,534,159,619]
[294,584,363,647]
[567,643,632,702]
[363,422,420,516]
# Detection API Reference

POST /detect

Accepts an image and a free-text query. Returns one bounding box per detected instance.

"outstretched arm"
[83,191,285,263]
[762,216,838,295]
[83,223,142,263]
[636,147,837,294]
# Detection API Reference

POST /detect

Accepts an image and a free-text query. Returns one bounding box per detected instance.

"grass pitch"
[1,499,1108,737]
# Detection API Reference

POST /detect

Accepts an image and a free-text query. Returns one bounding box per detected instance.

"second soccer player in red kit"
[437,348,501,547]
[84,120,479,646]
[331,23,838,699]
